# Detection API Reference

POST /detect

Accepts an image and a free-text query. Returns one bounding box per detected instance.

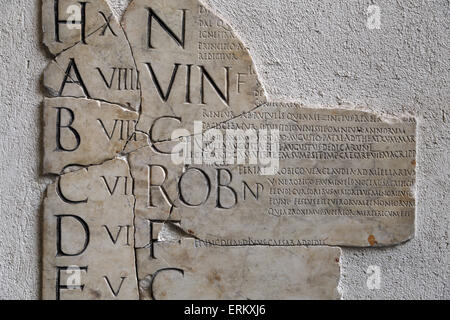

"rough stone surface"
[0,0,448,300]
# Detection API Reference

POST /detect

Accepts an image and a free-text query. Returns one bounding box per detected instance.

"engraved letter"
[54,107,81,152]
[58,58,90,98]
[56,266,87,300]
[178,168,211,207]
[147,8,187,49]
[54,0,87,44]
[103,276,127,297]
[216,169,237,209]
[56,215,90,257]
[56,174,88,204]
[149,268,184,300]
[199,66,230,106]
[98,12,118,36]
[145,63,180,102]
[147,165,174,208]
[96,67,117,89]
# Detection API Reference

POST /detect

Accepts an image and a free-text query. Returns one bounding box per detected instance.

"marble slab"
[42,159,139,300]
[129,103,416,248]
[40,0,417,300]
[137,239,341,300]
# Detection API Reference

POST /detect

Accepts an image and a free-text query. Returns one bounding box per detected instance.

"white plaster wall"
[0,0,448,299]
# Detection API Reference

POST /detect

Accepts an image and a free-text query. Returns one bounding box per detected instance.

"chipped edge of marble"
[196,0,270,104]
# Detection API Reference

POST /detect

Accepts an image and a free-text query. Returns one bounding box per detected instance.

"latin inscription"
[41,0,415,300]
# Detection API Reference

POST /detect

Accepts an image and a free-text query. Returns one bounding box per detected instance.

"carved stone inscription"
[41,0,416,300]
[130,104,416,248]
[42,159,138,300]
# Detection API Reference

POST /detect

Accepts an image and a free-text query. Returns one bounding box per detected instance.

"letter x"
[98,11,118,37]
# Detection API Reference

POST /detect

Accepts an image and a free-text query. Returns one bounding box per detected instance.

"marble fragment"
[122,0,416,247]
[43,0,119,55]
[42,159,138,300]
[129,103,416,247]
[43,97,145,174]
[136,239,341,300]
[122,0,266,136]
[40,0,418,301]
[43,0,140,109]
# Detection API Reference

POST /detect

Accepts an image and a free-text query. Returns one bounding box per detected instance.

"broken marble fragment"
[122,0,266,136]
[43,0,120,56]
[129,103,416,247]
[43,0,140,109]
[43,97,145,174]
[42,159,138,300]
[136,239,341,300]
[39,0,418,301]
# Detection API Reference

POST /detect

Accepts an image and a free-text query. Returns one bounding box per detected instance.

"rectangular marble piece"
[130,103,416,248]
[137,239,341,300]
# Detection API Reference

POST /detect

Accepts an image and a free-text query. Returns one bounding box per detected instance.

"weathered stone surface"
[136,239,341,300]
[43,97,145,174]
[122,0,266,136]
[43,0,140,109]
[129,103,416,247]
[121,0,415,247]
[40,0,417,300]
[42,159,138,300]
[43,0,117,56]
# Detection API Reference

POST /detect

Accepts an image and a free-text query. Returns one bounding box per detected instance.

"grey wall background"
[0,0,448,299]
